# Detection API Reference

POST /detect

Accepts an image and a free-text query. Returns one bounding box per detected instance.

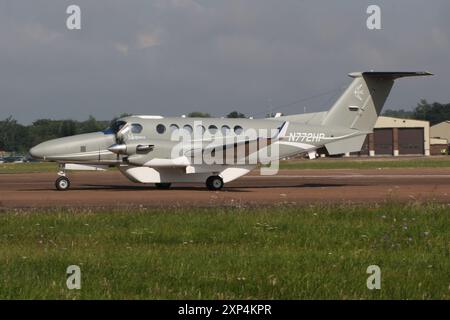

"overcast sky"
[0,0,449,123]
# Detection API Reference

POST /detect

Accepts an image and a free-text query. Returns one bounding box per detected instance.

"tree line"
[382,100,450,125]
[0,116,111,154]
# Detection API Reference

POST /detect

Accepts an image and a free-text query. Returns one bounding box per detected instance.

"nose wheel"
[206,176,224,191]
[55,163,70,191]
[55,176,70,191]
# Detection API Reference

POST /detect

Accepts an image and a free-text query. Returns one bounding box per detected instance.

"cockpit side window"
[131,123,143,134]
[103,120,127,134]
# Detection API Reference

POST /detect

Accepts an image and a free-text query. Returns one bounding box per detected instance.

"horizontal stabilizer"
[349,71,433,79]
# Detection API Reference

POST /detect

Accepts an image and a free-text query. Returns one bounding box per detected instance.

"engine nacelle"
[108,139,154,156]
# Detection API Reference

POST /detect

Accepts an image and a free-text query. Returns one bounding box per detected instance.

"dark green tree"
[0,117,29,152]
[79,116,103,133]
[59,120,77,137]
[29,119,62,146]
[226,111,246,118]
[187,112,211,118]
[382,109,414,119]
[413,100,450,125]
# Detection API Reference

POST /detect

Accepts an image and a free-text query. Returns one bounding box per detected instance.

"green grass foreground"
[0,204,448,299]
[0,162,57,173]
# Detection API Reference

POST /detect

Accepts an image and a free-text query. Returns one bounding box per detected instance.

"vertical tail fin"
[322,72,432,132]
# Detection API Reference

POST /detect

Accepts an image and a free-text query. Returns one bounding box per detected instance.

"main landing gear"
[206,176,224,191]
[55,164,70,191]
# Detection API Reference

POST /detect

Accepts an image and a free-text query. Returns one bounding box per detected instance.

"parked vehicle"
[3,156,26,163]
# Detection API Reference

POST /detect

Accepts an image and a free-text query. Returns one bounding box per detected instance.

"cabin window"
[131,123,143,134]
[169,124,180,139]
[183,124,193,134]
[208,125,218,134]
[156,124,166,134]
[221,125,231,135]
[195,125,206,135]
[80,146,86,152]
[234,125,243,135]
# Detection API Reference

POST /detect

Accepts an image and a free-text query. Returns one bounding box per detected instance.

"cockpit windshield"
[102,120,127,135]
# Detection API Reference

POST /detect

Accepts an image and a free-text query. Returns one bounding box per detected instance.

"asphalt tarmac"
[1,168,449,209]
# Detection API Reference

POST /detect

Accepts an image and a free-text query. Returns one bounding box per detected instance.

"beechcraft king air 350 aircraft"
[30,71,432,191]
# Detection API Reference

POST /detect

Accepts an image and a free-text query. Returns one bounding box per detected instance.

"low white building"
[430,121,450,141]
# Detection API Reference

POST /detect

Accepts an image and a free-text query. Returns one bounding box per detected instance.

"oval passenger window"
[221,125,231,135]
[208,125,218,134]
[183,125,193,134]
[195,125,206,135]
[156,124,166,134]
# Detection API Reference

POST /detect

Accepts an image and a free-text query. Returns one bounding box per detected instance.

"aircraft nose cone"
[29,145,45,159]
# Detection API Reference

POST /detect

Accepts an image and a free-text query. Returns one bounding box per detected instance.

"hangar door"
[398,128,424,155]
[374,129,393,155]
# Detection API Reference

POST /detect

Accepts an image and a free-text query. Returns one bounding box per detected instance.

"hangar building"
[430,121,450,155]
[430,121,450,141]
[351,116,430,157]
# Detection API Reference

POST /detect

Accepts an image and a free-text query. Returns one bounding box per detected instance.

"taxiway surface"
[1,168,449,208]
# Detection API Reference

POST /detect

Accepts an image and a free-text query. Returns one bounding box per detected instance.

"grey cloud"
[0,0,449,123]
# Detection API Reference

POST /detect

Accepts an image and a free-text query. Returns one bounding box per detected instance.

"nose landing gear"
[55,164,71,191]
[55,176,70,191]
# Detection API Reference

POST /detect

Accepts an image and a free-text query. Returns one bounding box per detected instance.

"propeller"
[106,119,127,162]
[107,120,154,161]
[108,144,127,154]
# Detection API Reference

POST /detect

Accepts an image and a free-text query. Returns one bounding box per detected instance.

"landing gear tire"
[55,176,70,191]
[206,176,224,191]
[155,183,172,189]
